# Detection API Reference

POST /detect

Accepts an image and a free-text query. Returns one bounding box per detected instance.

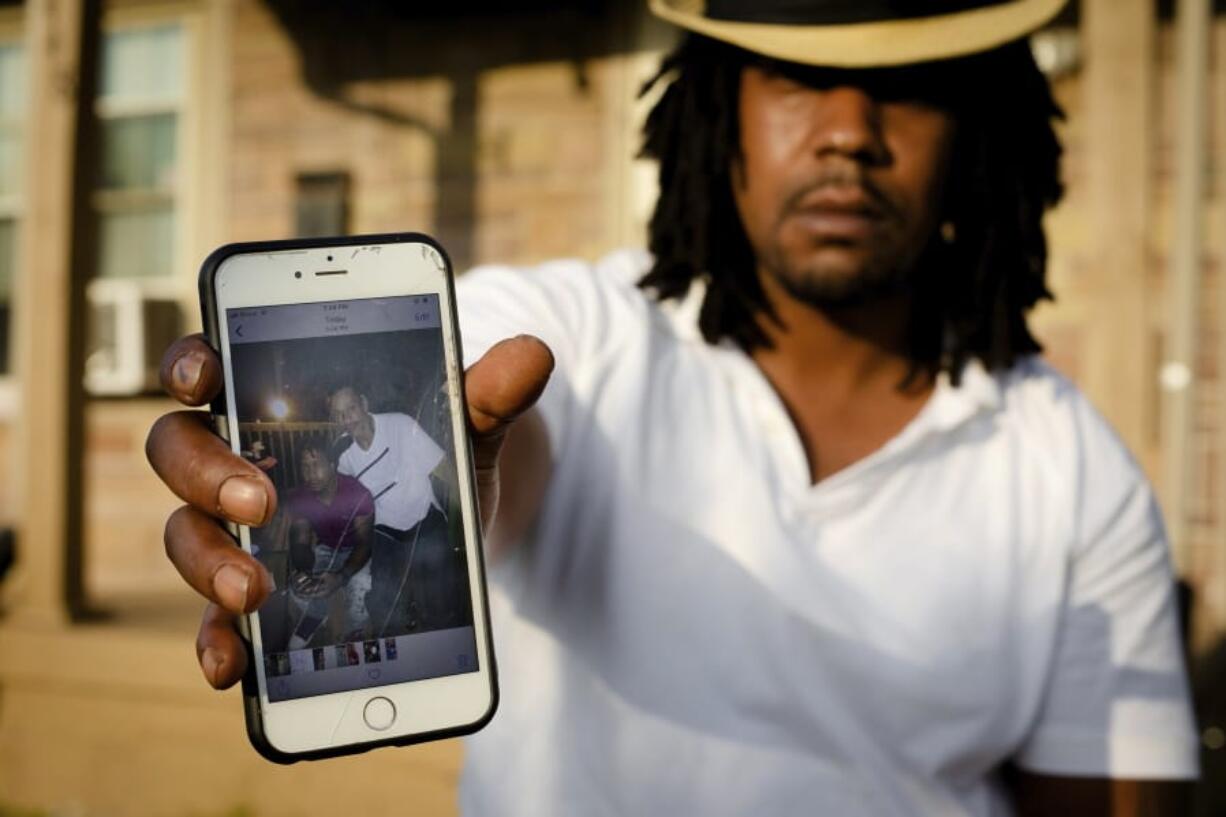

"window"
[94,23,184,283]
[0,40,24,375]
[295,172,351,237]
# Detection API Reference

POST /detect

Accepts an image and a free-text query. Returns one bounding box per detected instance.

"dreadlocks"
[638,35,1065,385]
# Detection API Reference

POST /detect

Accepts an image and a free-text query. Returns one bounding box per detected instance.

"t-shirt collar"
[921,356,1003,434]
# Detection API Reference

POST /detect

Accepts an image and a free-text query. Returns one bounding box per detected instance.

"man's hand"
[287,571,340,598]
[288,569,336,599]
[289,569,314,597]
[146,332,553,690]
[312,572,344,597]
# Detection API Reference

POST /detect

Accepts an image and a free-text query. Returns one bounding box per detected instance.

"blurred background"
[0,0,1224,814]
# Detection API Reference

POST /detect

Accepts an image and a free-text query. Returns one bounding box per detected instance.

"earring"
[940,221,957,244]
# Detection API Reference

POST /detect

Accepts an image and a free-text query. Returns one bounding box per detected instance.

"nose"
[814,86,887,164]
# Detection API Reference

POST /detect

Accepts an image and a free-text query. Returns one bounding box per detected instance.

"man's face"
[732,62,958,309]
[329,387,369,437]
[300,449,334,493]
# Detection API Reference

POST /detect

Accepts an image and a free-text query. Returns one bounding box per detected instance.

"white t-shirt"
[455,250,1198,817]
[336,412,443,532]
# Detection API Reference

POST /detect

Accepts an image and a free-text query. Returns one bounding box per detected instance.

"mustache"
[779,163,900,221]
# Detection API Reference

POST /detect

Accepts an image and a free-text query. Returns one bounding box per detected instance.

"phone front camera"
[326,254,334,262]
[294,271,302,279]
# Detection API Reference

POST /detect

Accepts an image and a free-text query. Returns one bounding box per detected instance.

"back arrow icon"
[235,325,244,338]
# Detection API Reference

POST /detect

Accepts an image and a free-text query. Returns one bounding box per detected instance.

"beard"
[758,239,919,311]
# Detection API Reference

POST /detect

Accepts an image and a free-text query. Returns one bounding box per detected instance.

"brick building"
[2,1,1225,815]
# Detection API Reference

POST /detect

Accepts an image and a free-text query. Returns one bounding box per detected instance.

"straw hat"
[648,0,1069,67]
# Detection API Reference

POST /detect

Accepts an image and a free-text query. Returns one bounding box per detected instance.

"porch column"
[8,0,101,626]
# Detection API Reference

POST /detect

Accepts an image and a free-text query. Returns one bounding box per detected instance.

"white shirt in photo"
[337,412,443,532]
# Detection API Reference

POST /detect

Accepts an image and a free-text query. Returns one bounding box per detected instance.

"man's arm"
[430,443,457,506]
[416,392,551,558]
[288,517,315,573]
[1005,766,1191,817]
[483,407,551,558]
[265,506,290,552]
[460,337,555,558]
[338,513,373,579]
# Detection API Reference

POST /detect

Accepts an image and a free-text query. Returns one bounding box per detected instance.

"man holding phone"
[148,0,1197,813]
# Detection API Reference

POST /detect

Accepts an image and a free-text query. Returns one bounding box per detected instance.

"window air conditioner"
[85,279,182,396]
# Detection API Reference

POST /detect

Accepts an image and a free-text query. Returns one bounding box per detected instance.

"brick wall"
[226,1,662,269]
[84,399,184,597]
[1033,18,1226,647]
[1168,20,1226,647]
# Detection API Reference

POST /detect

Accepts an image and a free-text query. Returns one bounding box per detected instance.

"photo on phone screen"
[225,294,477,702]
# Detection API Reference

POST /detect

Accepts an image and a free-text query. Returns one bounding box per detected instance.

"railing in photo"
[237,420,341,493]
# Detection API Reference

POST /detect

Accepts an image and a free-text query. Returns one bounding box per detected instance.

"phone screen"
[225,293,478,702]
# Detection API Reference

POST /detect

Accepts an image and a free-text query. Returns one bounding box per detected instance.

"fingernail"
[212,563,251,612]
[202,647,225,687]
[172,353,204,397]
[218,475,267,525]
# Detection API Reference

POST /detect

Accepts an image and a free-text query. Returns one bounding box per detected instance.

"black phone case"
[198,232,499,764]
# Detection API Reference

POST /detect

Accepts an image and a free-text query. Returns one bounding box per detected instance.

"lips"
[788,187,884,240]
[796,185,881,214]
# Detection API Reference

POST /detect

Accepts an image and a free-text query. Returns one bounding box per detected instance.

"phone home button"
[363,696,396,731]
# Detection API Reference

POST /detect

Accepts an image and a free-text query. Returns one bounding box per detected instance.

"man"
[280,439,374,649]
[328,384,456,633]
[148,1,1198,813]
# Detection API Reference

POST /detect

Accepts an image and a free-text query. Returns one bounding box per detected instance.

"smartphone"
[199,233,497,762]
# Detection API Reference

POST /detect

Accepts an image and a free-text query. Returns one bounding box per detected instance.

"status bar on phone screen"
[227,295,440,345]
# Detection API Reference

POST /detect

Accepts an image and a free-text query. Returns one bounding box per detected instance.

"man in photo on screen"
[328,384,458,634]
[283,439,375,649]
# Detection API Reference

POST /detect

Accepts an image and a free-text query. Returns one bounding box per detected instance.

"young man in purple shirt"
[283,440,375,649]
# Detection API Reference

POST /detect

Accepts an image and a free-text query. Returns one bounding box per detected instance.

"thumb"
[464,335,554,471]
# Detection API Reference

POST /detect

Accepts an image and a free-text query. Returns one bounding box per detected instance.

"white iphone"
[199,233,497,762]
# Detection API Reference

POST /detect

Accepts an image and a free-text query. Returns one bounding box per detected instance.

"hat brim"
[648,0,1069,67]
